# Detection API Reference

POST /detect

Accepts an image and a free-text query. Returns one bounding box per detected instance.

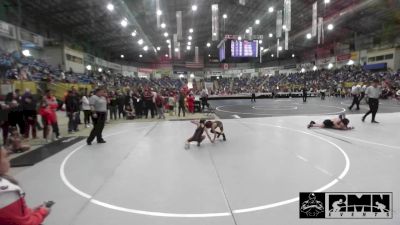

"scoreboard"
[231,40,259,58]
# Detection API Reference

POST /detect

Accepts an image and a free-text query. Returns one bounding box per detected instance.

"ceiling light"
[208,54,211,57]
[328,63,333,69]
[238,36,242,40]
[255,19,260,25]
[282,25,287,30]
[347,60,354,65]
[324,0,330,3]
[143,46,148,51]
[120,18,128,27]
[259,40,263,44]
[268,7,274,13]
[165,54,169,57]
[157,10,162,16]
[245,29,250,34]
[327,24,334,30]
[168,44,171,48]
[139,54,143,58]
[223,14,227,19]
[188,35,192,40]
[191,5,197,11]
[269,33,273,38]
[98,68,103,72]
[213,32,217,36]
[174,48,179,52]
[186,46,191,50]
[161,23,166,28]
[120,54,124,58]
[306,33,312,39]
[138,39,144,45]
[86,65,92,70]
[313,65,318,71]
[131,31,137,37]
[271,54,274,58]
[292,54,295,58]
[156,46,161,51]
[188,41,192,46]
[189,28,194,33]
[207,42,211,47]
[106,3,114,11]
[22,49,31,57]
[260,47,264,50]
[301,68,305,73]
[190,73,195,78]
[278,46,282,51]
[164,32,169,37]
[263,48,268,53]
[166,39,170,44]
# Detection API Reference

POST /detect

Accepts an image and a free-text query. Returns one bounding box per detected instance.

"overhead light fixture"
[208,54,211,57]
[347,59,354,65]
[120,18,128,27]
[186,46,191,50]
[165,54,169,57]
[164,32,169,37]
[268,7,274,13]
[160,23,166,28]
[157,10,162,16]
[223,14,227,19]
[191,5,198,11]
[120,54,124,58]
[259,40,263,44]
[306,33,312,39]
[301,68,305,73]
[98,68,103,72]
[245,29,250,34]
[313,65,317,71]
[138,39,144,45]
[263,48,269,53]
[139,54,143,58]
[278,46,282,51]
[22,49,31,57]
[188,35,192,40]
[206,42,211,47]
[143,46,148,51]
[327,24,334,30]
[269,33,273,38]
[166,39,170,44]
[106,3,114,11]
[292,54,295,58]
[156,46,161,51]
[189,28,194,33]
[271,54,274,58]
[188,41,192,46]
[168,44,171,48]
[86,65,92,71]
[174,48,179,52]
[131,31,137,37]
[260,46,264,50]
[324,0,330,3]
[213,32,217,36]
[255,19,260,25]
[238,36,242,40]
[190,73,195,78]
[282,25,287,30]
[328,63,333,69]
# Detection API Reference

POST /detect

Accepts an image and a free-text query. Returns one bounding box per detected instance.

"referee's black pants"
[251,94,256,102]
[87,112,106,143]
[349,94,360,110]
[363,98,379,122]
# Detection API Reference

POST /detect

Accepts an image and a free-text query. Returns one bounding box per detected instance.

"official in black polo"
[362,79,382,123]
[87,88,107,145]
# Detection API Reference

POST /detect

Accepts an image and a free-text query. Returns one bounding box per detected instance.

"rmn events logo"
[300,192,392,219]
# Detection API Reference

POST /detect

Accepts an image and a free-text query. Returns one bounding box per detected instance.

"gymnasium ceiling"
[7,0,400,63]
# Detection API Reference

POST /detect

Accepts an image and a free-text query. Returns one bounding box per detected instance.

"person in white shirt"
[81,92,92,128]
[362,79,382,123]
[348,85,361,110]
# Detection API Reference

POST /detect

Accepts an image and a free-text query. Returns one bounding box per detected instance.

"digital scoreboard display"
[230,40,259,58]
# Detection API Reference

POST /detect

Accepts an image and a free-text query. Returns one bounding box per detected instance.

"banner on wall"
[276,10,283,38]
[211,4,219,41]
[336,54,351,62]
[176,11,182,40]
[0,21,16,39]
[284,0,291,31]
[312,2,317,37]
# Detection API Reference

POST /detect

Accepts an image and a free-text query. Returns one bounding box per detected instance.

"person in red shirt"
[43,90,60,139]
[0,146,51,224]
[39,101,59,141]
[187,93,195,114]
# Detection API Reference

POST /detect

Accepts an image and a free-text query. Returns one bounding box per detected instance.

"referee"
[87,88,107,145]
[362,79,382,123]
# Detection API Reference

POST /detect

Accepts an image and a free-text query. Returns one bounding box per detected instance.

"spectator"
[64,90,80,133]
[21,89,37,139]
[6,127,30,153]
[178,90,186,117]
[124,105,135,120]
[117,91,125,119]
[81,92,91,128]
[108,91,118,120]
[0,146,50,224]
[155,93,165,119]
[39,100,59,142]
[187,93,195,114]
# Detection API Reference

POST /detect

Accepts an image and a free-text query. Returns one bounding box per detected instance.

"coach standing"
[87,88,107,145]
[362,79,382,123]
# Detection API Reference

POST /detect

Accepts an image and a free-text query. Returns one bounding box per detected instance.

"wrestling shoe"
[307,121,316,129]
